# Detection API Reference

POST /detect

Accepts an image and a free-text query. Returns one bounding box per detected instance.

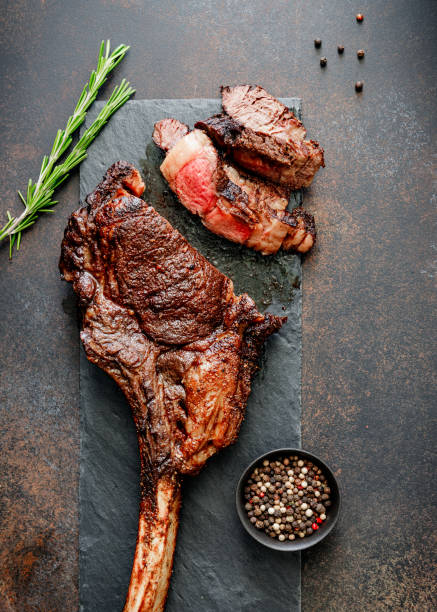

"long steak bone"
[153,119,316,255]
[59,162,285,611]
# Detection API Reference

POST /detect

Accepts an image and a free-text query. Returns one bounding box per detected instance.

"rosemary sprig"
[0,40,134,258]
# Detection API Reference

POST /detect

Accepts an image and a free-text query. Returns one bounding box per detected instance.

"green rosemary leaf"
[17,191,27,207]
[1,40,133,258]
[9,234,16,258]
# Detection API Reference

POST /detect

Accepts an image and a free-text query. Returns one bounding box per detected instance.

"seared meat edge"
[60,161,285,611]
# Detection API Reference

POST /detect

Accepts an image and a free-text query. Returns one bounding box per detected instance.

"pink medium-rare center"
[161,129,252,244]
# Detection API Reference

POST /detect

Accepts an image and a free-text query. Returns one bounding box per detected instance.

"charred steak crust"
[282,207,316,236]
[60,162,285,611]
[196,85,325,190]
[195,114,243,148]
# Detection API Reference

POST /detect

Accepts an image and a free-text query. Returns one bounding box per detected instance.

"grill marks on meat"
[196,85,324,189]
[153,119,315,254]
[60,162,284,611]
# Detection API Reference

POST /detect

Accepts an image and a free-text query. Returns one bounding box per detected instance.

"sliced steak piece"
[195,85,325,189]
[60,162,285,611]
[153,118,316,254]
[152,118,189,152]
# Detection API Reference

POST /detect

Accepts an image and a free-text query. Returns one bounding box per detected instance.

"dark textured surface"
[0,1,436,611]
[79,98,301,611]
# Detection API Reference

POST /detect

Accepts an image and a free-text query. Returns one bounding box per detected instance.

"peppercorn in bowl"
[236,448,341,551]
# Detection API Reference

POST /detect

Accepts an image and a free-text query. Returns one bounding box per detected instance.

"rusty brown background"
[0,1,436,610]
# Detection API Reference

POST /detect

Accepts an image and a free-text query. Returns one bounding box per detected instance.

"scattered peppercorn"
[357,49,365,59]
[356,13,364,22]
[355,81,364,92]
[320,57,327,67]
[242,455,332,541]
[314,38,322,48]
[337,45,345,54]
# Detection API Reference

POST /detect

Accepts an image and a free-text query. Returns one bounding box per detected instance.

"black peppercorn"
[320,57,327,67]
[355,81,364,92]
[337,45,345,54]
[314,38,322,48]
[357,49,365,59]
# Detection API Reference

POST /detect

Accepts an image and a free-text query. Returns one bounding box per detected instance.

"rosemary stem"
[1,40,133,258]
[0,209,27,240]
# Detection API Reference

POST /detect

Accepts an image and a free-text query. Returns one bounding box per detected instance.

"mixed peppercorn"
[243,455,332,541]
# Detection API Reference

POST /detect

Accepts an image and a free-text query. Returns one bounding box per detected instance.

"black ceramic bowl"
[236,448,341,551]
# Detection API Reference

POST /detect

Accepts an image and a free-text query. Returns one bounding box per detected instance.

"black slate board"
[79,99,302,612]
